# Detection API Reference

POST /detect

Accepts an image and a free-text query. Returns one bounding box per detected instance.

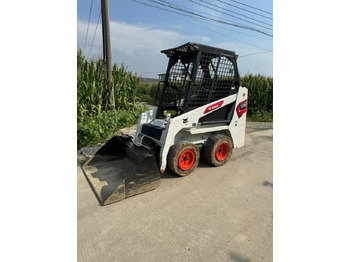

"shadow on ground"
[262,181,273,188]
[227,251,251,262]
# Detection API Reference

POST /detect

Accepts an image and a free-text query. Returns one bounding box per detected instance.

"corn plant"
[77,50,146,148]
[241,74,273,117]
[77,50,143,121]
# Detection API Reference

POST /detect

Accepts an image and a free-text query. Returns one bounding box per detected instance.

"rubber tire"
[205,134,233,167]
[168,141,200,176]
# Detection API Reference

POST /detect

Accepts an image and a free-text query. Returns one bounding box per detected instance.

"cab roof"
[160,42,238,58]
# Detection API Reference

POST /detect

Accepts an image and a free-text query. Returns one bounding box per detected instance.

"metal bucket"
[82,135,161,205]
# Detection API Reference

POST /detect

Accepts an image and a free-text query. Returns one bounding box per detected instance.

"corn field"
[77,50,145,148]
[77,50,142,121]
[241,74,273,117]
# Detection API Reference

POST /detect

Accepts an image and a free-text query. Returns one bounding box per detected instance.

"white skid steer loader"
[82,42,248,205]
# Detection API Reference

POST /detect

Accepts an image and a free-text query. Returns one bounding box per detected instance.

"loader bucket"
[82,135,161,205]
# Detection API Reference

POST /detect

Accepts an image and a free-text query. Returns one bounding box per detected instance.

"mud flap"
[82,135,161,205]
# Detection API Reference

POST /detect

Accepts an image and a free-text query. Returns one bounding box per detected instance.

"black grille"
[162,59,193,107]
[188,53,236,109]
[158,43,240,115]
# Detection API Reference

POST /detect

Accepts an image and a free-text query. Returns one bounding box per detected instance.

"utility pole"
[101,0,115,112]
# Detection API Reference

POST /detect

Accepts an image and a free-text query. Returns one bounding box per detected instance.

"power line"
[227,0,273,16]
[83,0,94,53]
[131,0,210,26]
[162,3,271,41]
[133,0,273,42]
[170,13,271,51]
[188,0,272,31]
[131,0,272,53]
[147,0,270,35]
[159,0,272,33]
[201,0,272,27]
[239,50,272,58]
[136,0,272,37]
[160,0,239,25]
[155,0,272,34]
[161,11,271,55]
[216,0,272,20]
[88,10,101,59]
[204,21,272,41]
[193,0,272,28]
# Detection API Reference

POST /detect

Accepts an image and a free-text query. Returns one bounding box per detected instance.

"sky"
[77,0,273,78]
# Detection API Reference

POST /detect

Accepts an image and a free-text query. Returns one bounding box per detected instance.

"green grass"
[247,112,273,122]
[77,107,146,149]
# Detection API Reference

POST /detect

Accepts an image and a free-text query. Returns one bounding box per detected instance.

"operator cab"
[155,42,241,121]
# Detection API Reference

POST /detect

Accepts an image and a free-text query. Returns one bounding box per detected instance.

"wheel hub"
[179,150,196,171]
[216,143,229,161]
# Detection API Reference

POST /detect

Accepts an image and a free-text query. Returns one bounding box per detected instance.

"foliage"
[77,50,142,122]
[247,111,273,122]
[77,50,146,149]
[77,111,116,149]
[77,107,145,149]
[115,106,146,129]
[240,74,273,117]
[137,83,159,105]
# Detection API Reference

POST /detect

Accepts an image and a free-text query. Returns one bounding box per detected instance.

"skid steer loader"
[82,42,248,205]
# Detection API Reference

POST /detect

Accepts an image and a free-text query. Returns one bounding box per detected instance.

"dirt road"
[77,124,273,262]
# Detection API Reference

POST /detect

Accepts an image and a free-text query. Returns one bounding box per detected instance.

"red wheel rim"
[179,149,196,170]
[216,143,229,161]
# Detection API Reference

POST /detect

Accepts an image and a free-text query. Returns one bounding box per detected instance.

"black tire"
[205,134,233,167]
[167,141,200,176]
